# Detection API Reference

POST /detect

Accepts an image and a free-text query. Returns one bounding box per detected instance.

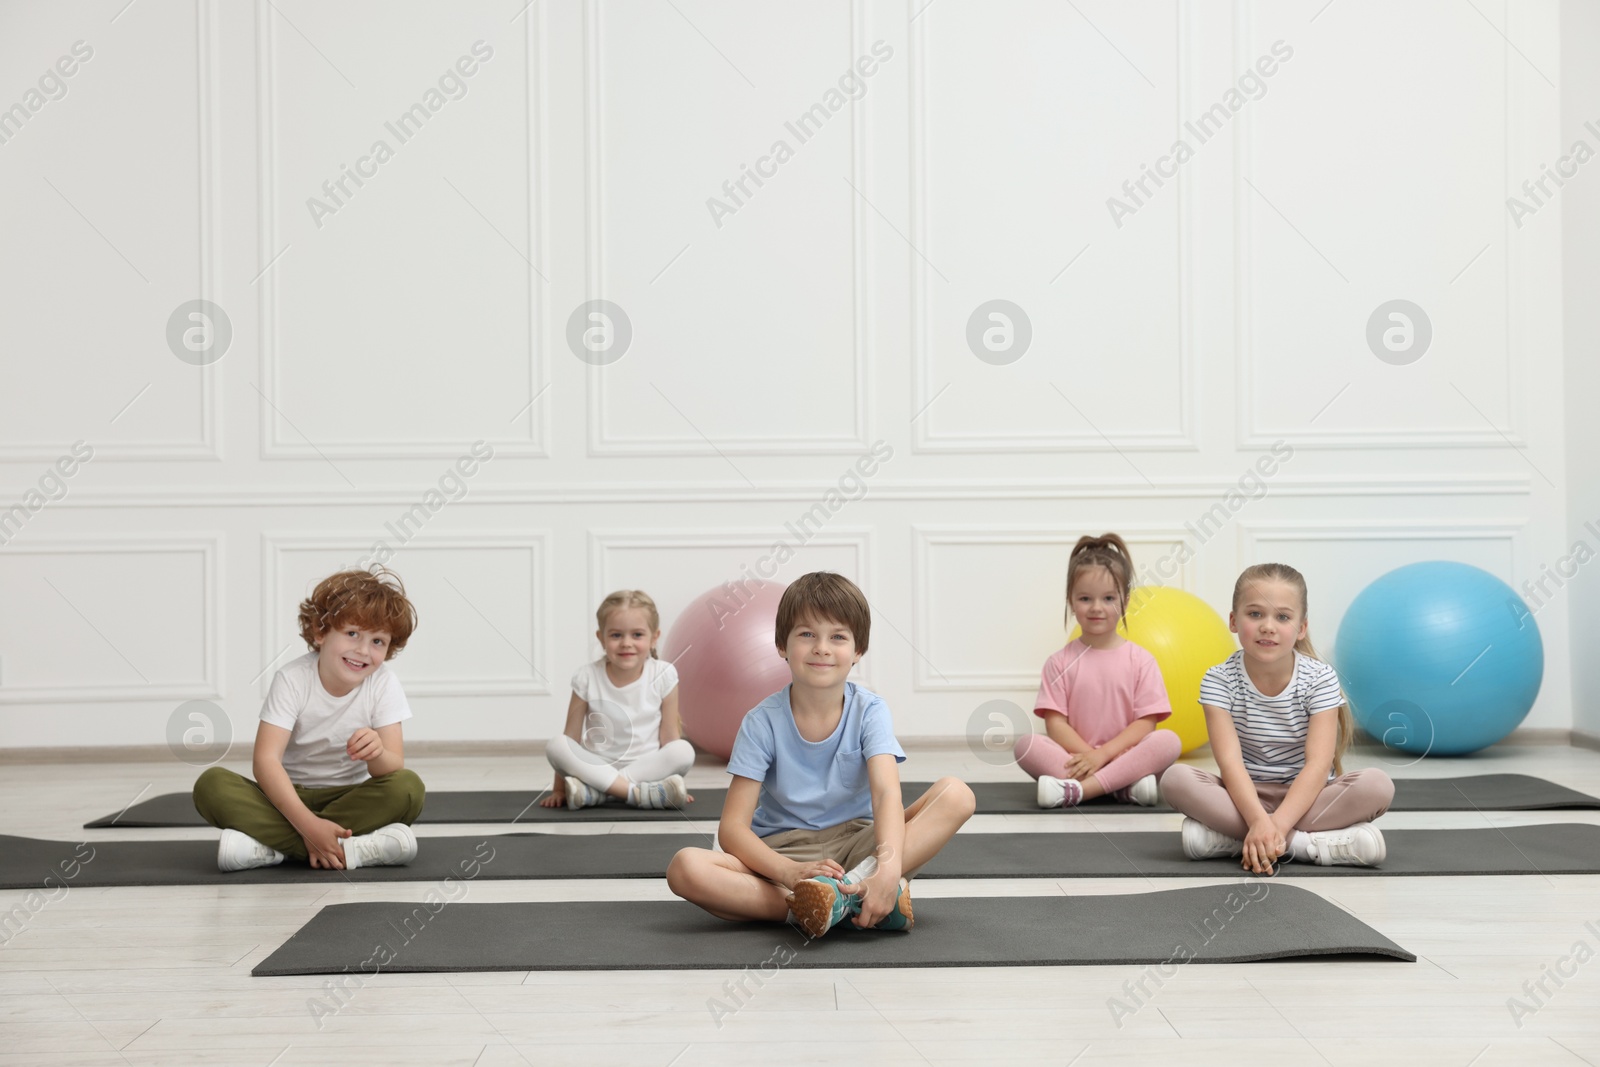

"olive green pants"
[192,766,425,860]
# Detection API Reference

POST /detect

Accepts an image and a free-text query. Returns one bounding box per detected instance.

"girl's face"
[1069,566,1125,641]
[598,606,657,677]
[1230,578,1308,668]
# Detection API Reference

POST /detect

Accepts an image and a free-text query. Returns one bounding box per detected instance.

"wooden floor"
[3,743,1599,1066]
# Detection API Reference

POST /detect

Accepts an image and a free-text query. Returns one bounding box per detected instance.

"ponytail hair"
[1231,563,1353,774]
[1064,533,1135,633]
[595,590,662,658]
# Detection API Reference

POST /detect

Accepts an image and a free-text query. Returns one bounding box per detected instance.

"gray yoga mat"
[80,773,1600,828]
[251,883,1415,976]
[13,823,1600,889]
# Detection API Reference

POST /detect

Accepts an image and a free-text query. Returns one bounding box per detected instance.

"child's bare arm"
[1204,704,1278,873]
[560,692,587,742]
[348,722,404,777]
[1063,716,1159,778]
[1041,710,1093,755]
[658,685,683,746]
[1270,708,1339,831]
[253,722,350,869]
[719,777,826,888]
[851,754,905,928]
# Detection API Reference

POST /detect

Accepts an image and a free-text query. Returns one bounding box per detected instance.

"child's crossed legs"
[666,776,975,922]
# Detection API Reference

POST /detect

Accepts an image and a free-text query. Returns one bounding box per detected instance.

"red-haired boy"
[193,569,425,871]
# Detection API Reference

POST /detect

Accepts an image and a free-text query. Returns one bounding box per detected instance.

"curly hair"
[297,567,418,659]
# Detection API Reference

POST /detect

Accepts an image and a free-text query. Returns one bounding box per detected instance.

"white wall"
[0,0,1575,749]
[1563,0,1600,743]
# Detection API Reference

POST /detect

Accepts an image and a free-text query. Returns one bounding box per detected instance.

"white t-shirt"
[1198,650,1344,783]
[569,657,679,764]
[260,651,413,787]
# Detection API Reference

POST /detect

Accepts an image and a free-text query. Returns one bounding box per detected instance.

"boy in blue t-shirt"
[666,572,975,937]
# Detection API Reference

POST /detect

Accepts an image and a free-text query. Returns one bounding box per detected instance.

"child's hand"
[1063,747,1110,780]
[846,868,898,929]
[1241,816,1284,875]
[539,774,566,809]
[302,817,353,869]
[786,858,845,888]
[346,728,384,763]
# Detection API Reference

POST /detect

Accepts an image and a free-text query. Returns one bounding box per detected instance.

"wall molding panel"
[0,536,220,704]
[261,532,551,699]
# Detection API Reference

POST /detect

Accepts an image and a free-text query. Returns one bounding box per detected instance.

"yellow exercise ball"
[1068,585,1236,754]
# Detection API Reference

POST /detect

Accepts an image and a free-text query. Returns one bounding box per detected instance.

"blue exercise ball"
[1335,561,1543,756]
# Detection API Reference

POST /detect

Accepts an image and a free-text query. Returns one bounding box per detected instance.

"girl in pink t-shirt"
[1013,534,1182,808]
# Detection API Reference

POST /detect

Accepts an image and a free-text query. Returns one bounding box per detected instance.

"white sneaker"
[1180,818,1245,860]
[1127,775,1161,807]
[342,823,418,869]
[1301,823,1386,867]
[1036,776,1083,809]
[630,774,689,810]
[217,829,285,872]
[564,776,605,810]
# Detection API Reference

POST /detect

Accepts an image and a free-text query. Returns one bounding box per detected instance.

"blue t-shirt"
[727,682,906,838]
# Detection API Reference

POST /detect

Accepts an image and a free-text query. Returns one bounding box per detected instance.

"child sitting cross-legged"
[193,568,425,872]
[666,572,975,938]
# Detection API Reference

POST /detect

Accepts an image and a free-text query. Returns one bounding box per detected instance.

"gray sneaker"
[564,776,605,810]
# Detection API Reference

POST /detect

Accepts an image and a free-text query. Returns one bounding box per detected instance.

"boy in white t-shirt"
[193,569,426,872]
[665,572,976,938]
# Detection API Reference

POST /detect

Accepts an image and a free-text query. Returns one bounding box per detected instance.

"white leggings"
[544,734,695,792]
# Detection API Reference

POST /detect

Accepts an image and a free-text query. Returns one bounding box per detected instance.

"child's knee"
[1158,763,1192,794]
[396,768,425,792]
[1152,728,1183,761]
[1354,767,1395,809]
[390,768,426,820]
[665,848,707,898]
[932,776,976,820]
[191,765,237,818]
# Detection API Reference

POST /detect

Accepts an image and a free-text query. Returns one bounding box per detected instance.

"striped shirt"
[1198,650,1343,783]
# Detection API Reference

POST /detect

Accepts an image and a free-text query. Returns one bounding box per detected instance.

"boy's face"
[316,620,393,689]
[779,612,861,689]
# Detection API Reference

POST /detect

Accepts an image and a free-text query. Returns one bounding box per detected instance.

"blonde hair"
[596,590,661,658]
[1064,533,1135,633]
[1231,563,1353,774]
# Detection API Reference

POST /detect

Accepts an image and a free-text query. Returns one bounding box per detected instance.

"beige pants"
[756,817,935,880]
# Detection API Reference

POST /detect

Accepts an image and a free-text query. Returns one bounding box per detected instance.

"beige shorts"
[761,817,878,871]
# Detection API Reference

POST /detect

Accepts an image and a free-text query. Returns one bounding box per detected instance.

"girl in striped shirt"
[1161,563,1394,871]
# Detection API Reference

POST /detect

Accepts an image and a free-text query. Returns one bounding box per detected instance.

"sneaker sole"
[790,880,843,939]
[890,880,914,931]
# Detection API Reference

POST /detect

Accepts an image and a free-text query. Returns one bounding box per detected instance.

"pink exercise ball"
[662,581,793,760]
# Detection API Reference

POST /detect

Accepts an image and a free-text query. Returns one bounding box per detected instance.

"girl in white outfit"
[541,590,695,810]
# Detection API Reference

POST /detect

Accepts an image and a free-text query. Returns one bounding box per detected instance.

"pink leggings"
[1013,729,1182,794]
[1160,764,1394,837]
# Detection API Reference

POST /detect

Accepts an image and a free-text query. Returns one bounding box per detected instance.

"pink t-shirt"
[1033,640,1171,745]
